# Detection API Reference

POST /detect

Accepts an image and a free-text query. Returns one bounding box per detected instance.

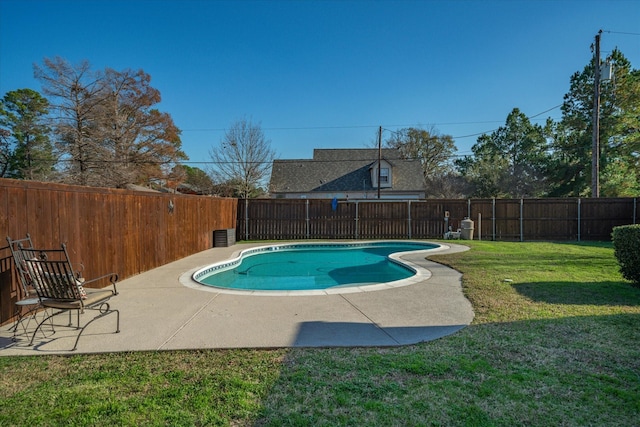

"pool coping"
[182,241,450,296]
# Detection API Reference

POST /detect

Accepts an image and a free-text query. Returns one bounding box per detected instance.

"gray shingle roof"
[269,149,424,193]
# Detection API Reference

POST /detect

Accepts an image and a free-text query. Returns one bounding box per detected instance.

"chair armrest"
[71,261,86,279]
[82,273,119,295]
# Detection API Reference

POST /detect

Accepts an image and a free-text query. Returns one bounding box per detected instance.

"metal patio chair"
[6,234,54,341]
[19,243,120,351]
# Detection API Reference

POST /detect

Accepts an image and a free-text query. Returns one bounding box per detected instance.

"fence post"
[407,200,412,239]
[577,198,581,242]
[355,201,359,239]
[634,198,637,225]
[520,198,524,242]
[492,198,496,241]
[467,198,471,219]
[306,199,310,239]
[244,198,249,241]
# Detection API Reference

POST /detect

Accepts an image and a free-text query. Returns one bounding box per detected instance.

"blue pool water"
[194,242,439,291]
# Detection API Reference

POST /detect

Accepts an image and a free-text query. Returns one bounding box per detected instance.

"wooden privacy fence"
[0,178,236,326]
[1,179,638,326]
[236,198,638,242]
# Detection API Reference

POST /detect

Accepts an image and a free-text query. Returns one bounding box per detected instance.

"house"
[269,148,426,199]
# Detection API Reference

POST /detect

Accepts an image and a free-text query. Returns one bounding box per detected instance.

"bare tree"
[95,68,185,188]
[34,57,106,185]
[425,173,473,198]
[209,118,275,198]
[385,126,456,179]
[35,57,185,188]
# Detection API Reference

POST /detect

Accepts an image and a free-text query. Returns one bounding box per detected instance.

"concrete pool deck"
[0,241,474,356]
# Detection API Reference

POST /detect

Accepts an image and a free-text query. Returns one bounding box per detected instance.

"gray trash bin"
[460,218,474,240]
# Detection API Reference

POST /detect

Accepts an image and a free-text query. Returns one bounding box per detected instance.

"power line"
[603,30,640,36]
[452,105,562,139]
[452,129,500,139]
[180,122,504,133]
[180,105,563,139]
[182,124,378,132]
[529,104,562,118]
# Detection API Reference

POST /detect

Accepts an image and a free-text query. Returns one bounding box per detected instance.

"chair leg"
[29,310,64,346]
[11,304,36,335]
[70,308,120,351]
[13,304,54,341]
[29,306,120,351]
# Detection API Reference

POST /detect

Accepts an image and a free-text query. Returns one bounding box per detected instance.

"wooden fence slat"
[0,178,237,325]
[239,197,637,242]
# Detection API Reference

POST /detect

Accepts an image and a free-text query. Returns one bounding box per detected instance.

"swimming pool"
[190,241,443,294]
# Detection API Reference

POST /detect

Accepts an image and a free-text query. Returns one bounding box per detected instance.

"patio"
[0,242,474,356]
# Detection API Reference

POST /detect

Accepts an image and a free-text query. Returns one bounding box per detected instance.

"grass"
[1,241,639,426]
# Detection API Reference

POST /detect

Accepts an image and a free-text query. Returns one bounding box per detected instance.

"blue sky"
[1,0,639,166]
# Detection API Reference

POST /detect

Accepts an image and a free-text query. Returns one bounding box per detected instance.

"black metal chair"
[6,234,53,341]
[19,243,120,351]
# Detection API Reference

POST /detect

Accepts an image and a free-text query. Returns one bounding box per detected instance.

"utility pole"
[377,126,382,199]
[591,30,602,198]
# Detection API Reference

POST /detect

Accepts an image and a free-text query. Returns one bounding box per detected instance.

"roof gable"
[270,149,424,194]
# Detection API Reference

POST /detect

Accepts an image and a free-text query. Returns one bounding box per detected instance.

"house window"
[380,168,389,184]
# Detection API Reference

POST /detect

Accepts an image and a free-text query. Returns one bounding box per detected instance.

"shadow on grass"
[254,313,640,426]
[513,280,640,306]
[292,321,467,347]
[552,240,613,248]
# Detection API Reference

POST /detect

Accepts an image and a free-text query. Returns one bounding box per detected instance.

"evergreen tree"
[0,88,54,180]
[456,108,550,198]
[549,49,640,196]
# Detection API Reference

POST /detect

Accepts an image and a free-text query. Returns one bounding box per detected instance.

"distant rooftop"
[270,148,424,193]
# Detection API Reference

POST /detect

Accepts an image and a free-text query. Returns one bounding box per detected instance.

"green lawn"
[1,241,639,426]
